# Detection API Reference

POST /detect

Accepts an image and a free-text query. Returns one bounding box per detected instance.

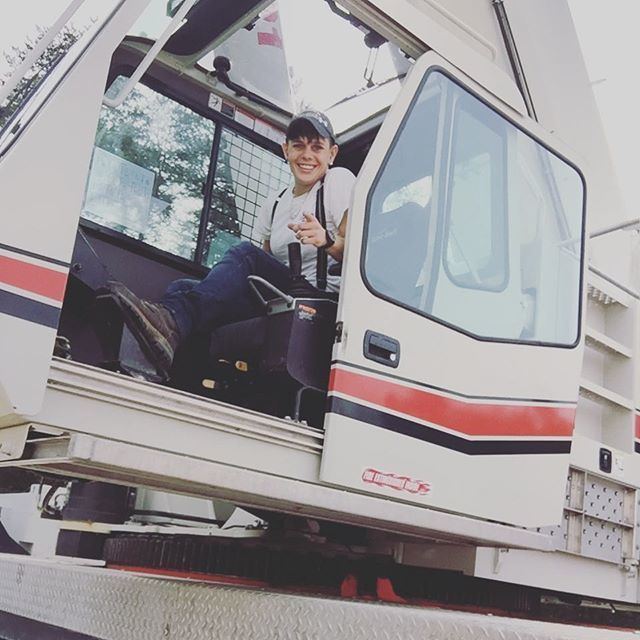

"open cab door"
[321,51,586,527]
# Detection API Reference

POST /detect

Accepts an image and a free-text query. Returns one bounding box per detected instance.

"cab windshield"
[128,0,412,134]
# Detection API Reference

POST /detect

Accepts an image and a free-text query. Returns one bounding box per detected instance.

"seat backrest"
[365,201,430,308]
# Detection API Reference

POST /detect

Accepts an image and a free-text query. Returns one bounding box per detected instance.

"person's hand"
[288,213,327,247]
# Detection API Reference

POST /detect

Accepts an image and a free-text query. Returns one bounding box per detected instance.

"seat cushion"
[209,316,268,363]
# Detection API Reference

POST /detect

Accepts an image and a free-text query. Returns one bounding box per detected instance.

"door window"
[443,98,507,291]
[82,76,290,265]
[363,70,584,346]
[363,76,441,310]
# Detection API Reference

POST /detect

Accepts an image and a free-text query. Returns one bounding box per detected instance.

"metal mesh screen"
[203,128,291,266]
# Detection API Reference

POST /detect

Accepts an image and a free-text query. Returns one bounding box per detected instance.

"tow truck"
[0,0,639,638]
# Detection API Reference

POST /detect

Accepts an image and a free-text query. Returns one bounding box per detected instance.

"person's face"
[282,135,338,193]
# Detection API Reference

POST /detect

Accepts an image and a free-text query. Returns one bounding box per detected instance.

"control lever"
[287,242,322,297]
[288,242,303,278]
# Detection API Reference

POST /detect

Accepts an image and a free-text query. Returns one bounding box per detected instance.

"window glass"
[0,0,118,135]
[82,77,216,260]
[364,74,441,310]
[363,70,584,346]
[513,136,584,344]
[201,128,290,266]
[444,101,507,291]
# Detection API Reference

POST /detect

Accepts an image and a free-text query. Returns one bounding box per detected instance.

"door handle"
[363,331,400,368]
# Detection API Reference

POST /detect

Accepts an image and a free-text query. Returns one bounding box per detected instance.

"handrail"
[102,0,198,108]
[247,275,294,308]
[590,217,640,240]
[560,216,640,248]
[0,0,86,107]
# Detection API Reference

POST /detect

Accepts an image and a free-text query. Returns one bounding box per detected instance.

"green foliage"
[91,79,220,259]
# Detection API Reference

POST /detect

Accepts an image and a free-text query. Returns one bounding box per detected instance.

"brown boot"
[107,281,180,378]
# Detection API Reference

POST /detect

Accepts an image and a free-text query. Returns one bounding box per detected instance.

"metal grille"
[204,128,291,266]
[534,469,637,563]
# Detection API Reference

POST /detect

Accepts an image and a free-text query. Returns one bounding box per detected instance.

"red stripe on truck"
[329,367,575,439]
[0,254,67,302]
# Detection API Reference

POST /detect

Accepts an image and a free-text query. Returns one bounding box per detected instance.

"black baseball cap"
[287,110,335,142]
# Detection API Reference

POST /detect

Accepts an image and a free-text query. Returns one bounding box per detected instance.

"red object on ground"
[340,573,359,598]
[376,577,406,604]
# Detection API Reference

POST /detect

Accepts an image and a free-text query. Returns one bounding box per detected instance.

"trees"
[88,78,218,260]
[0,25,83,130]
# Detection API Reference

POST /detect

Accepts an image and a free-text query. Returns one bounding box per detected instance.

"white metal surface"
[0,0,85,106]
[0,359,554,551]
[0,555,636,640]
[321,49,583,528]
[339,0,526,114]
[0,0,149,421]
[535,468,637,565]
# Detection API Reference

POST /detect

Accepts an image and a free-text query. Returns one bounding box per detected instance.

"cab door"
[320,52,586,527]
[0,0,147,421]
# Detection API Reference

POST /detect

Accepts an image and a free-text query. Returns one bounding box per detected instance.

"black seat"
[210,316,268,363]
[366,201,430,308]
[171,244,338,425]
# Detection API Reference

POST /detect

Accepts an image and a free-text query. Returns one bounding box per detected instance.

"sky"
[0,0,637,216]
[567,0,640,219]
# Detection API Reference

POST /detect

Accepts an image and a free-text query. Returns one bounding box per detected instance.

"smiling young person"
[108,111,355,378]
[256,111,356,293]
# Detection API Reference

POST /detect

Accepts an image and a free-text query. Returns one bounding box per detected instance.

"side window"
[201,128,290,266]
[83,76,290,266]
[83,77,215,260]
[444,99,507,291]
[0,1,119,138]
[363,70,584,346]
[364,77,441,310]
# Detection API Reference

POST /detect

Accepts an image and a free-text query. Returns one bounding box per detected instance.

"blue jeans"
[162,241,290,340]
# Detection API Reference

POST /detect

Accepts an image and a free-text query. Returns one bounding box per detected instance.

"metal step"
[0,555,635,640]
[579,379,633,411]
[584,328,632,359]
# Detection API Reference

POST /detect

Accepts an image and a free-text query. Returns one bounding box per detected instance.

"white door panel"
[322,51,586,527]
[0,0,149,421]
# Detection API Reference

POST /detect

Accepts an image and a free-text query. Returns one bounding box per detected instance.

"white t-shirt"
[253,167,356,292]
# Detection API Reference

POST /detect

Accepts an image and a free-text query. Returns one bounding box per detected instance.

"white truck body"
[0,0,639,637]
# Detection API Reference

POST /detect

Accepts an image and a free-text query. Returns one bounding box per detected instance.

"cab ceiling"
[163,0,264,56]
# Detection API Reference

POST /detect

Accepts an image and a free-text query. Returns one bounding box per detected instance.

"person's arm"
[287,211,347,260]
[262,238,271,253]
[287,168,355,259]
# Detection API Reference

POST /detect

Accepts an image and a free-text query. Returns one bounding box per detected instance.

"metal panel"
[0,0,149,421]
[534,468,637,564]
[0,359,557,550]
[0,556,635,640]
[321,49,583,528]
[0,431,552,551]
